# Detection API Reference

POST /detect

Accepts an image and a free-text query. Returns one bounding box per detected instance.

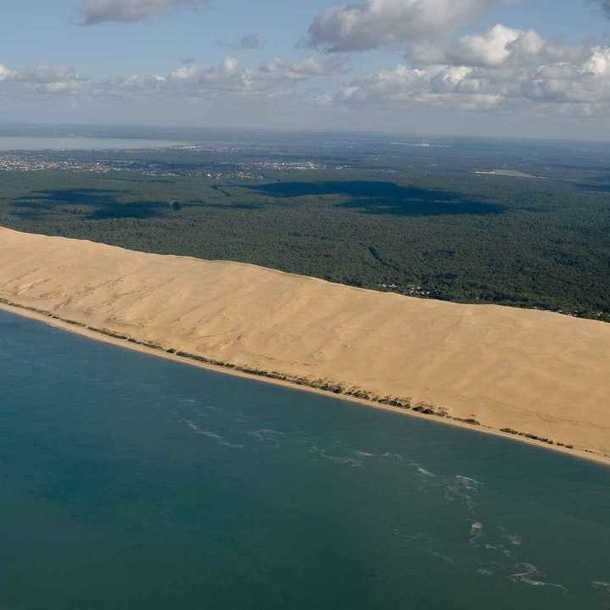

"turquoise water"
[0,309,609,610]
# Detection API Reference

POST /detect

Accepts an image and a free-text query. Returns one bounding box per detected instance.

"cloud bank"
[5,32,610,119]
[336,25,610,117]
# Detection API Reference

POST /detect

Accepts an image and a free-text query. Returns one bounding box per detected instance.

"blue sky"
[2,1,608,73]
[2,0,610,138]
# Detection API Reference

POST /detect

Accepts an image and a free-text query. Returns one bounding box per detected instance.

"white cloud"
[86,56,346,103]
[257,56,347,82]
[335,30,610,116]
[308,0,494,52]
[5,25,610,131]
[412,24,584,68]
[0,64,84,96]
[0,65,17,81]
[448,24,534,67]
[583,47,610,76]
[0,55,344,106]
[80,0,205,25]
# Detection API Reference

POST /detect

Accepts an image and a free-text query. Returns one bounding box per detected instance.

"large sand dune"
[1,226,609,460]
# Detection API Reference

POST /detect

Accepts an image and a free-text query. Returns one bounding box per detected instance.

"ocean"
[0,309,609,609]
[0,136,181,151]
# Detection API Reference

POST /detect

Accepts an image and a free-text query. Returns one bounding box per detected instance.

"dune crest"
[1,226,609,460]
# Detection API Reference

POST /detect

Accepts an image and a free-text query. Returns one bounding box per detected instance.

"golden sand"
[1,226,609,462]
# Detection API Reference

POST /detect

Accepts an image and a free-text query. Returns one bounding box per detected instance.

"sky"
[2,0,610,139]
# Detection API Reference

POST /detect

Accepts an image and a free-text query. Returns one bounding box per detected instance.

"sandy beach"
[1,226,609,464]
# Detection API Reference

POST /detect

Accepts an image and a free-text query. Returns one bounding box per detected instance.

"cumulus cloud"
[5,24,610,128]
[445,24,542,67]
[0,64,84,95]
[336,30,610,116]
[0,54,345,108]
[85,55,346,103]
[80,0,205,25]
[73,35,610,119]
[412,24,585,67]
[308,0,494,52]
[0,64,17,81]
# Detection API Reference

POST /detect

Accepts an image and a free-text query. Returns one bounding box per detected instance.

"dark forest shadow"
[14,188,169,220]
[14,189,263,221]
[249,181,505,216]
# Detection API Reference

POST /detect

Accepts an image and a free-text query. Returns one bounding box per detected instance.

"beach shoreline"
[2,226,610,467]
[2,297,608,468]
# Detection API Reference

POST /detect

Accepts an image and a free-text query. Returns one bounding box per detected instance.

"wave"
[181,419,244,449]
[309,445,363,468]
[354,450,376,458]
[415,465,436,478]
[505,533,522,546]
[380,452,404,463]
[444,475,482,511]
[477,568,495,577]
[469,521,484,545]
[510,563,567,592]
[455,475,482,489]
[247,428,285,447]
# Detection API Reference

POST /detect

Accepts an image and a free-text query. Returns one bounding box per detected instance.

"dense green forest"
[1,138,609,322]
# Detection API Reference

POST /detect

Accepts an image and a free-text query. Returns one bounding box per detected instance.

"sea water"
[0,136,181,151]
[0,309,608,609]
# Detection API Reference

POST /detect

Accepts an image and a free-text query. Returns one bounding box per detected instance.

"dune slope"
[1,226,609,458]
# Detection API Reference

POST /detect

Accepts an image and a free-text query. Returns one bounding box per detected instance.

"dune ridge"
[1,226,609,462]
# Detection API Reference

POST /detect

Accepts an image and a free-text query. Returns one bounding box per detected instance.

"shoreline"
[2,297,609,469]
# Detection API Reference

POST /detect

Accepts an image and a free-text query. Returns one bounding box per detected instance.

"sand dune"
[1,226,609,460]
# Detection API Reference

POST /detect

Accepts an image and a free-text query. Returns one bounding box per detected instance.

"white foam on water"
[430,550,455,565]
[510,563,567,592]
[497,526,523,548]
[183,419,200,433]
[469,522,484,545]
[477,568,495,577]
[593,581,610,593]
[455,475,482,489]
[247,428,285,448]
[309,445,363,468]
[193,404,221,414]
[506,534,522,546]
[416,466,436,478]
[181,419,244,449]
[354,450,376,458]
[444,475,482,511]
[381,452,404,463]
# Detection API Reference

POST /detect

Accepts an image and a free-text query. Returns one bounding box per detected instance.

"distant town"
[0,147,333,179]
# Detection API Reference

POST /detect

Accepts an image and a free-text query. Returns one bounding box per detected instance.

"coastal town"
[0,149,332,178]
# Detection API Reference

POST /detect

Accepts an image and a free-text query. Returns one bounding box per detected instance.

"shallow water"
[0,309,609,609]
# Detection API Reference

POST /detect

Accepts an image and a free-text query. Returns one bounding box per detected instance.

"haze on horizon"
[3,0,610,139]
